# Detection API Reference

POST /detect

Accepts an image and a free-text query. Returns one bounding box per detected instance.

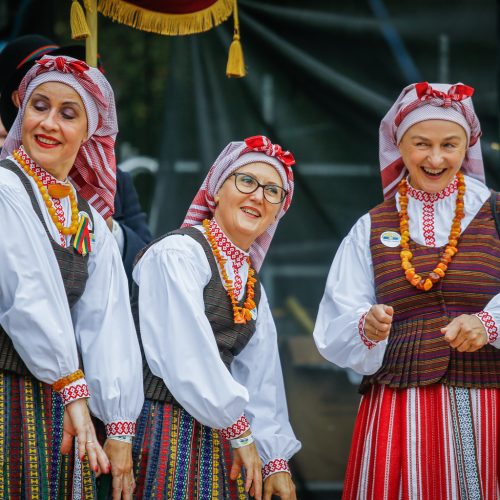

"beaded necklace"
[202,219,257,324]
[399,172,465,291]
[13,148,79,236]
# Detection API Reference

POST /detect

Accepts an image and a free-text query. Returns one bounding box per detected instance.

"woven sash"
[134,227,261,403]
[0,159,92,376]
[361,194,500,392]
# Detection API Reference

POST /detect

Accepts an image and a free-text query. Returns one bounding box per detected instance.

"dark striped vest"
[134,226,262,403]
[361,194,500,392]
[0,159,92,376]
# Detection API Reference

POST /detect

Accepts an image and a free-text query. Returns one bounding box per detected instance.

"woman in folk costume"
[0,55,143,498]
[313,82,500,499]
[132,136,301,499]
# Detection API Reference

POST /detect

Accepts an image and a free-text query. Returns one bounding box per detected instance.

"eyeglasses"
[231,173,287,204]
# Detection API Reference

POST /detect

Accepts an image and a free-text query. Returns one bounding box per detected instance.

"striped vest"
[361,194,500,392]
[0,159,92,376]
[134,226,261,403]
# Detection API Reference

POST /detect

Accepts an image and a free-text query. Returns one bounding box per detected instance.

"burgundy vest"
[361,194,500,392]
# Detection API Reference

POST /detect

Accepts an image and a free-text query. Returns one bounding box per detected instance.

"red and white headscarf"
[1,55,118,217]
[182,135,295,270]
[379,81,484,199]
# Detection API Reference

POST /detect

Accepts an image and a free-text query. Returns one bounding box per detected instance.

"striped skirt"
[133,399,248,499]
[342,384,499,500]
[0,371,96,499]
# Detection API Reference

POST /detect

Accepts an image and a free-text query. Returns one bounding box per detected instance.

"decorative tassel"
[71,0,90,40]
[226,0,246,78]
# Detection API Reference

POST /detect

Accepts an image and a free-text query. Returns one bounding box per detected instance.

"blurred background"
[1,0,498,497]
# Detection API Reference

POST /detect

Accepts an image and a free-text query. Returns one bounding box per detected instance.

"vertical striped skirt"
[342,384,499,500]
[133,399,248,499]
[0,371,96,499]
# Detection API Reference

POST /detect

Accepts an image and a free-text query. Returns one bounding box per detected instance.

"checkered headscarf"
[379,82,484,199]
[1,55,118,217]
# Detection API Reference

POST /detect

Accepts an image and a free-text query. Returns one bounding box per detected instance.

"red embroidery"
[475,311,499,343]
[209,219,248,298]
[406,176,458,202]
[105,421,136,436]
[17,147,67,246]
[60,383,90,405]
[262,458,290,481]
[422,202,436,246]
[220,415,250,440]
[358,311,377,350]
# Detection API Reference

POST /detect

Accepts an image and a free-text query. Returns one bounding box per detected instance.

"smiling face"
[21,81,88,180]
[214,162,284,250]
[398,119,468,194]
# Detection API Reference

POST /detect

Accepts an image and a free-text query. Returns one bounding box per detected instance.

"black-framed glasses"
[231,173,287,204]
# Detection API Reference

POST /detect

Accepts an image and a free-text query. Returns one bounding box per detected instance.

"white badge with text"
[380,231,401,248]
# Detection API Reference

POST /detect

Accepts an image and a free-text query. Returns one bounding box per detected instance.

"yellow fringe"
[226,0,245,77]
[97,0,233,36]
[71,0,91,40]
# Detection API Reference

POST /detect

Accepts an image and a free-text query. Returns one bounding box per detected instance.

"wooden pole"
[86,0,98,67]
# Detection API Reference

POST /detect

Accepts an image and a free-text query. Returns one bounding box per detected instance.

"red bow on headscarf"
[37,56,90,77]
[244,135,296,168]
[34,56,108,110]
[415,82,474,107]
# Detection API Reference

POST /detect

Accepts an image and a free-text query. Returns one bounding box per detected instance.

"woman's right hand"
[364,304,394,342]
[61,399,110,475]
[230,433,263,500]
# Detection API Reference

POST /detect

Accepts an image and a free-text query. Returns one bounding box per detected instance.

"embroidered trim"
[406,175,458,202]
[475,311,499,343]
[220,415,250,440]
[209,218,248,298]
[105,421,137,437]
[17,146,67,246]
[262,459,290,481]
[59,381,90,405]
[422,202,436,246]
[358,311,377,350]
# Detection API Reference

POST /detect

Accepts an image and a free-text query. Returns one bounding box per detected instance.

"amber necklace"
[399,172,465,291]
[13,148,79,236]
[203,219,257,324]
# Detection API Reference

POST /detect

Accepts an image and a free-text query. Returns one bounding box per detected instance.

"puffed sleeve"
[0,182,81,384]
[313,213,388,375]
[71,209,144,436]
[133,234,250,429]
[230,286,301,478]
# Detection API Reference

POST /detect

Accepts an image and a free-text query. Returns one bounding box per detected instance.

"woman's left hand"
[442,314,488,352]
[263,472,296,500]
[103,439,135,500]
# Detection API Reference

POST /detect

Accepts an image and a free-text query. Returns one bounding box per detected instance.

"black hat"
[0,34,86,131]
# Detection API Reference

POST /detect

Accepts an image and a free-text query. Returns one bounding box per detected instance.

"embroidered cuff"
[105,421,136,437]
[220,415,250,440]
[262,458,291,481]
[59,379,90,405]
[475,311,499,343]
[358,311,378,350]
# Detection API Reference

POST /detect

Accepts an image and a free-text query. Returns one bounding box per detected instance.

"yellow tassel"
[71,0,90,40]
[226,0,246,78]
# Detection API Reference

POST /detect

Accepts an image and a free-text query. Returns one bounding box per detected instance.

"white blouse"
[313,175,500,375]
[0,158,144,431]
[132,226,301,466]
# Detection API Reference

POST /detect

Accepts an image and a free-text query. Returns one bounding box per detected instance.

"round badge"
[380,231,401,248]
